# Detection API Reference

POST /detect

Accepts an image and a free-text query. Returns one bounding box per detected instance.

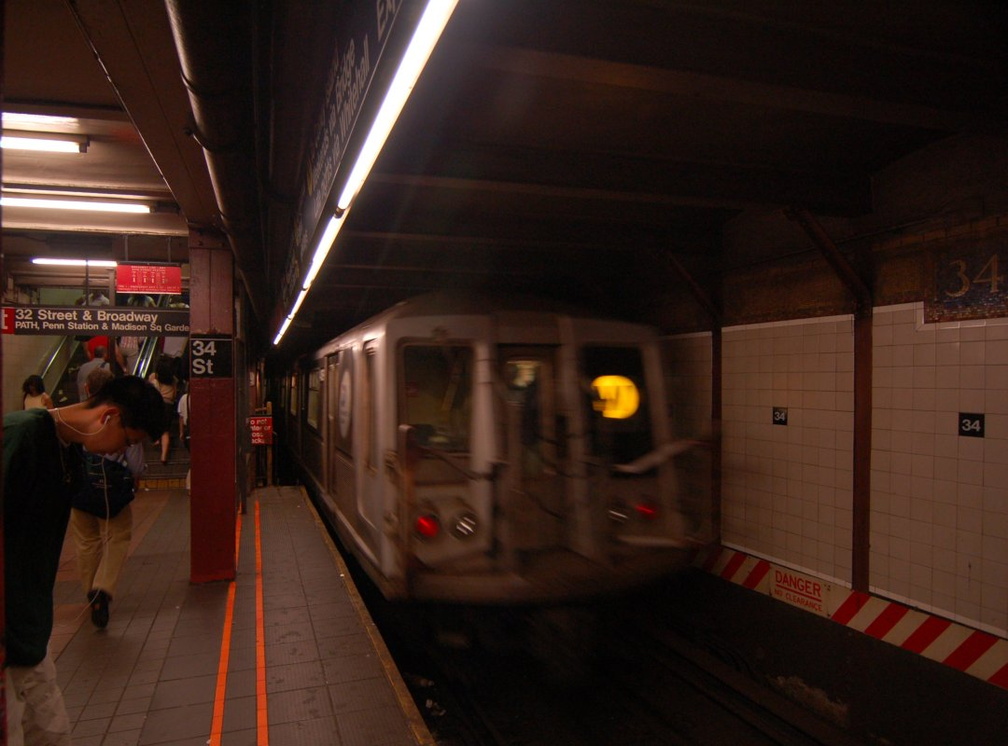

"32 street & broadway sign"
[2,306,190,336]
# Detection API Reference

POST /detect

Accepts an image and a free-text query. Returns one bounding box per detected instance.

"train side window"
[504,358,548,476]
[364,345,378,470]
[334,348,355,457]
[401,344,472,452]
[326,352,340,441]
[306,367,322,432]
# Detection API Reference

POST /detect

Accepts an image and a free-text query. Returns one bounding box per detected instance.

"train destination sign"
[2,305,189,336]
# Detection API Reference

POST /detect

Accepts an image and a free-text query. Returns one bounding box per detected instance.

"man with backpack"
[3,373,165,745]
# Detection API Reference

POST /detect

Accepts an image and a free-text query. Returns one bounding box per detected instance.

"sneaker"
[89,589,110,629]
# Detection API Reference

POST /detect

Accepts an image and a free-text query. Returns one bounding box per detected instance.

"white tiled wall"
[720,317,855,581]
[664,333,715,541]
[669,304,1008,637]
[871,303,1008,636]
[664,332,713,440]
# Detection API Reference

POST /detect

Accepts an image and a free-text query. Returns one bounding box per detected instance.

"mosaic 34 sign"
[927,239,1006,322]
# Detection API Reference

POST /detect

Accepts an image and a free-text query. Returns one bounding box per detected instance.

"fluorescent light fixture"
[3,113,79,127]
[32,257,117,268]
[273,0,457,346]
[302,214,345,290]
[288,288,309,319]
[1,195,152,213]
[1,132,88,153]
[273,316,293,346]
[272,214,343,345]
[336,0,458,211]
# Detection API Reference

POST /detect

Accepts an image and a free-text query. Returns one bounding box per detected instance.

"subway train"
[278,292,706,607]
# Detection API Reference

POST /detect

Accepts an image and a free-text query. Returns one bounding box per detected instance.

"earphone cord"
[54,407,109,437]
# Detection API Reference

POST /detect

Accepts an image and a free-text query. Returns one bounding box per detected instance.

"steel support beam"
[787,207,872,592]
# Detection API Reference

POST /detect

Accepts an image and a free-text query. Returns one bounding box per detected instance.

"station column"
[187,228,236,582]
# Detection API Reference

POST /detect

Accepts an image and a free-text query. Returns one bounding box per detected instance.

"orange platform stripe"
[255,501,269,745]
[209,513,242,745]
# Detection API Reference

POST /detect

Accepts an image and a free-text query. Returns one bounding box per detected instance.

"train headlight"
[634,497,659,521]
[414,512,442,540]
[451,510,478,539]
[608,498,630,524]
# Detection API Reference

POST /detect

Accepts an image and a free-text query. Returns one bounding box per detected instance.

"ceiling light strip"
[1,134,87,153]
[32,258,117,268]
[336,0,458,212]
[1,196,152,214]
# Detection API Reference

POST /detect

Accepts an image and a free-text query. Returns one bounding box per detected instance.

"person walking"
[148,355,178,464]
[70,367,146,629]
[76,345,110,402]
[3,376,165,745]
[21,375,54,410]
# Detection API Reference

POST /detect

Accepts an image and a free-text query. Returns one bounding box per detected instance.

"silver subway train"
[279,293,706,605]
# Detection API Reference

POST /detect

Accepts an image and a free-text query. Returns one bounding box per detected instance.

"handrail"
[38,336,82,404]
[33,294,183,391]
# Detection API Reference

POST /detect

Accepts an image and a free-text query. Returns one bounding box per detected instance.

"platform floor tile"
[49,485,432,745]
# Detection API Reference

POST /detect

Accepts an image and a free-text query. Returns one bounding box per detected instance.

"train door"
[500,347,566,551]
[356,341,382,554]
[325,352,339,498]
[332,347,356,521]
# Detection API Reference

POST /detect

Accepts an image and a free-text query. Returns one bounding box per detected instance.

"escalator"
[33,310,189,487]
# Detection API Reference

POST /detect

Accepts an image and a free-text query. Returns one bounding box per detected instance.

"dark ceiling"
[3,0,1007,355]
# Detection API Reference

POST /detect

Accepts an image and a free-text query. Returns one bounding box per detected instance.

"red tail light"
[634,499,658,521]
[414,513,441,539]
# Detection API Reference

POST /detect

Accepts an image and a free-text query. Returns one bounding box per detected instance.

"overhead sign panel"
[116,263,183,294]
[2,305,189,336]
[280,0,422,313]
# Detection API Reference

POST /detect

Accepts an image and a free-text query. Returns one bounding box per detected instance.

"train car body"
[282,293,703,605]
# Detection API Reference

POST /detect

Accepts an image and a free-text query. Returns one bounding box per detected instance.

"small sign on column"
[249,416,273,445]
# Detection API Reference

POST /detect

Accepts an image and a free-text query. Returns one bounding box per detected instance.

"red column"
[188,229,236,582]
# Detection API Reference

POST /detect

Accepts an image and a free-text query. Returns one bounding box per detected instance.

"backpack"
[72,451,135,518]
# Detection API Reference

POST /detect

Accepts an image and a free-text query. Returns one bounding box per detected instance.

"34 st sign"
[190,336,232,378]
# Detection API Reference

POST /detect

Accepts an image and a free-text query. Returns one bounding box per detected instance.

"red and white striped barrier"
[700,545,1008,691]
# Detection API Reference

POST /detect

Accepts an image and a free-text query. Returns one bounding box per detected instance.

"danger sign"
[771,568,827,616]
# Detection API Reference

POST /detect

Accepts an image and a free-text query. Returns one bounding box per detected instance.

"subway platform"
[50,484,434,746]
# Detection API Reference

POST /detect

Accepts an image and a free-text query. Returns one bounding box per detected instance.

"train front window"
[582,346,653,464]
[402,345,473,452]
[503,358,546,475]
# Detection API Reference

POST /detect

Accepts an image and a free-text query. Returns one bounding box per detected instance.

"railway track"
[383,599,863,746]
[316,495,861,745]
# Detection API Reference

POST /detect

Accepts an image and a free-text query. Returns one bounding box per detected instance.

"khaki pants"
[70,504,133,598]
[4,653,72,745]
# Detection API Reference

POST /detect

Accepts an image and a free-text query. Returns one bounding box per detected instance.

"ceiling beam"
[66,0,219,225]
[482,46,1005,134]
